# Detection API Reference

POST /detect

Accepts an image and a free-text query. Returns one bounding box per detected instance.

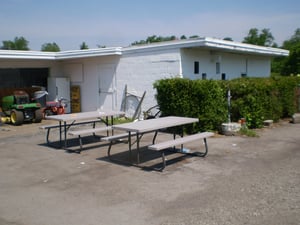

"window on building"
[202,73,207,80]
[241,73,247,78]
[216,62,220,74]
[221,73,226,80]
[194,61,199,74]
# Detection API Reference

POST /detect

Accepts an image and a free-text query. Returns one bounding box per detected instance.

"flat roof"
[0,47,122,60]
[122,37,289,56]
[0,37,289,60]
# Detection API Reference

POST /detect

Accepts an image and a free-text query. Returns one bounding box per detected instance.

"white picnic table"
[45,110,125,148]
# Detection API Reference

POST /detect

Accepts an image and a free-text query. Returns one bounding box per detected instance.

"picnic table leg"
[187,137,209,157]
[152,131,158,144]
[101,116,113,136]
[110,116,113,135]
[78,135,83,153]
[180,127,184,151]
[46,128,51,145]
[59,121,62,147]
[128,131,132,163]
[64,121,67,148]
[161,151,166,171]
[136,132,140,165]
[173,132,176,151]
[107,141,113,159]
[198,137,208,157]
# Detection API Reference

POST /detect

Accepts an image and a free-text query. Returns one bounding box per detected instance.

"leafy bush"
[274,76,300,117]
[153,78,227,133]
[227,78,279,128]
[228,77,300,128]
[153,76,300,131]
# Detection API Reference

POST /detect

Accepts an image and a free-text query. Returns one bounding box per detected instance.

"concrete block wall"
[116,49,182,113]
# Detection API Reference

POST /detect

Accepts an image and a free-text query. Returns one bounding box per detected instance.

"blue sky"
[1,0,299,50]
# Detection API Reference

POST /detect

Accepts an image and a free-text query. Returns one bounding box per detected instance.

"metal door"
[98,64,116,110]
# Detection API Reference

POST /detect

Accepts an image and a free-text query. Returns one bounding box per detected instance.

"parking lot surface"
[0,120,299,225]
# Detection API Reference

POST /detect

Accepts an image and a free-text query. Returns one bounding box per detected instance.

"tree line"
[0,38,89,52]
[1,28,299,76]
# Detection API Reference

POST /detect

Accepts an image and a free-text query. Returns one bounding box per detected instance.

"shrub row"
[153,77,300,132]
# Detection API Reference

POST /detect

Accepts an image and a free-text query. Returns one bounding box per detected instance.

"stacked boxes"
[71,86,81,113]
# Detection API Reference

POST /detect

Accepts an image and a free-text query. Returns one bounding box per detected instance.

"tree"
[223,37,233,41]
[131,39,147,46]
[145,35,176,43]
[131,35,177,46]
[271,28,300,76]
[243,28,276,47]
[282,28,300,50]
[41,42,60,52]
[280,28,300,75]
[1,36,30,50]
[80,42,89,50]
[97,44,106,48]
[284,44,300,75]
[189,35,199,39]
[131,35,206,46]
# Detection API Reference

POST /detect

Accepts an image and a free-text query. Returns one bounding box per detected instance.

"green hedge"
[153,78,227,133]
[153,77,300,132]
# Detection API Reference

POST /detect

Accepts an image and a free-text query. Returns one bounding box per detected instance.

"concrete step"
[292,113,300,123]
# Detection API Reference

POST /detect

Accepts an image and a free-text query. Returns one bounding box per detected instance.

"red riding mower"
[43,97,68,116]
[34,91,68,117]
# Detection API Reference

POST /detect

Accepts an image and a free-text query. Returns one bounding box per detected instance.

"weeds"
[239,126,259,137]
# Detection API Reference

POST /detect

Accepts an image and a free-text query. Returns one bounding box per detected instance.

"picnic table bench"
[39,119,102,147]
[101,132,137,160]
[148,132,214,171]
[68,126,112,152]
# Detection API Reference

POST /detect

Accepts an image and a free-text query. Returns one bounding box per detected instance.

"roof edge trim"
[0,47,123,60]
[0,37,289,60]
[122,37,289,56]
[0,50,56,60]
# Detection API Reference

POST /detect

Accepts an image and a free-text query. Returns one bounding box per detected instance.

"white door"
[56,77,71,113]
[47,77,70,113]
[98,64,116,110]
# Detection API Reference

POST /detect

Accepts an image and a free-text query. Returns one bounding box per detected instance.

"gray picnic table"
[107,116,199,166]
[44,110,125,148]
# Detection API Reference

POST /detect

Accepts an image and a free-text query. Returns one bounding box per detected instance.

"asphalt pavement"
[0,119,299,225]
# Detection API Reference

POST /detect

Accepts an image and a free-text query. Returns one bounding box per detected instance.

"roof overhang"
[55,47,122,60]
[0,50,56,60]
[201,37,289,56]
[123,37,289,57]
[0,47,122,60]
[0,37,289,60]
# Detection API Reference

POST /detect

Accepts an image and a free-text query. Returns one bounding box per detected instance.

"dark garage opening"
[0,68,49,89]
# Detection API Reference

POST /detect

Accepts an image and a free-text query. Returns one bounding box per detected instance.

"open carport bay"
[0,120,299,225]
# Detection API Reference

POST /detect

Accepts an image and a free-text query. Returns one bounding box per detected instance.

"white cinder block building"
[0,37,289,114]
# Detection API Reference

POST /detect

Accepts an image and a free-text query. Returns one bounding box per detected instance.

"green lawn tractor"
[1,90,43,125]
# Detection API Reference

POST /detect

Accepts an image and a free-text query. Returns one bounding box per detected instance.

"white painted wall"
[247,56,271,77]
[221,53,247,79]
[181,49,218,80]
[222,53,271,79]
[181,49,272,80]
[0,46,274,114]
[59,56,120,112]
[116,48,182,114]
